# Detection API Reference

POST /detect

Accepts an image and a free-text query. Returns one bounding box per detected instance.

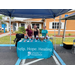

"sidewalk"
[0,32,10,38]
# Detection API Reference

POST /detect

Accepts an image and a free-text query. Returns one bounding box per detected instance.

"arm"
[33,29,34,36]
[46,30,48,36]
[41,30,43,36]
[46,33,48,36]
[26,31,29,37]
[31,30,33,37]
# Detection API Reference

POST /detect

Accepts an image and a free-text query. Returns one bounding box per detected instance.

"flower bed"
[0,33,7,35]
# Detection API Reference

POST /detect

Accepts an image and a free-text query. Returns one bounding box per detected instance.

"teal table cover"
[17,39,54,59]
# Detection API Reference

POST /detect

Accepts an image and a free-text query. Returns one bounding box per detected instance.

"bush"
[15,27,26,34]
[5,29,7,32]
[39,29,43,34]
[15,31,23,34]
[68,33,71,36]
[0,31,2,33]
[0,29,7,33]
[2,30,4,33]
[18,27,26,34]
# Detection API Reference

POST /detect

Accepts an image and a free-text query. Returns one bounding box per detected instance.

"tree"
[11,17,14,19]
[0,15,4,20]
[0,15,4,30]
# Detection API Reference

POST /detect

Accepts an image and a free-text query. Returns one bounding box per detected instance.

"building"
[5,18,43,32]
[4,10,75,34]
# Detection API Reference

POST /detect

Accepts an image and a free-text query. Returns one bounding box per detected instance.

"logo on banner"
[28,51,31,56]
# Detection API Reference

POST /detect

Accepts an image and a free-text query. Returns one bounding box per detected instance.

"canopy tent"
[61,13,75,42]
[0,9,71,49]
[61,13,75,20]
[0,9,71,18]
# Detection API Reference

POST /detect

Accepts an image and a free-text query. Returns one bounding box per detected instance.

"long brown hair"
[27,25,31,30]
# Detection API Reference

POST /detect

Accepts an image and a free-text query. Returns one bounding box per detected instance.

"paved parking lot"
[0,47,18,65]
[56,45,75,65]
[0,45,75,65]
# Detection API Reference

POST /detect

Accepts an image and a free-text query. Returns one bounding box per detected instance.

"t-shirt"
[26,29,33,37]
[41,30,48,37]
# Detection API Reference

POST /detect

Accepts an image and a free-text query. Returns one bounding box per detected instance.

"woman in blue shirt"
[41,26,48,37]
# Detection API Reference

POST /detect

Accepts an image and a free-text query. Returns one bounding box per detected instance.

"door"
[13,23,16,32]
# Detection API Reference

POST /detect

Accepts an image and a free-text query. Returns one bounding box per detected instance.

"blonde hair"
[27,25,31,30]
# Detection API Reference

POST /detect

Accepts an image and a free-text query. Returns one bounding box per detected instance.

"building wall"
[45,11,75,34]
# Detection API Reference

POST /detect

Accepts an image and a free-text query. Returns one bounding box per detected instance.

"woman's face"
[28,25,31,29]
[34,25,37,29]
[43,26,46,30]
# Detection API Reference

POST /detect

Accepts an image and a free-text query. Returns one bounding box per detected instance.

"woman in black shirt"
[33,25,39,38]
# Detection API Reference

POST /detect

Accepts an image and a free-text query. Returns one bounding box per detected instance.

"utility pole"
[58,15,61,35]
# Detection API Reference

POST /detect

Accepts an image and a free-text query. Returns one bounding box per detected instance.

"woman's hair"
[27,25,31,30]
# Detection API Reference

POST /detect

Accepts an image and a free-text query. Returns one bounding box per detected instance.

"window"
[32,24,39,28]
[49,22,64,29]
[21,23,25,27]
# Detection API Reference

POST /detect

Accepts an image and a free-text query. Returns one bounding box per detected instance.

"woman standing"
[41,26,48,37]
[26,25,33,38]
[33,25,39,38]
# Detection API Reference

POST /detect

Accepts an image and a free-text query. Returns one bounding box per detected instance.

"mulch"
[0,33,7,35]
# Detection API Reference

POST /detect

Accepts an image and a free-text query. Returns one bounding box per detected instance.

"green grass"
[48,33,75,36]
[0,35,75,44]
[51,37,75,44]
[0,35,16,44]
[51,37,62,44]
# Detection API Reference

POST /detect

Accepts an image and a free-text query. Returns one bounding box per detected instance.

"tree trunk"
[58,15,61,35]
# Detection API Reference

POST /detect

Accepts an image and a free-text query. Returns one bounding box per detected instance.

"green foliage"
[5,29,7,32]
[15,27,26,34]
[2,30,4,33]
[1,21,6,24]
[15,31,23,34]
[11,17,14,19]
[68,33,71,36]
[0,30,7,33]
[0,15,4,20]
[39,29,43,34]
[18,27,26,33]
[0,31,2,33]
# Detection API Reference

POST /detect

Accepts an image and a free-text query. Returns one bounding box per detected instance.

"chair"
[13,34,24,47]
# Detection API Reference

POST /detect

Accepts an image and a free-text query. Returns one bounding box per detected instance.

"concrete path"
[0,32,10,38]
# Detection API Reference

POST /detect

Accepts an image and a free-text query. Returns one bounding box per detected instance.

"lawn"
[48,33,75,36]
[0,35,75,44]
[0,35,16,44]
[51,37,75,44]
